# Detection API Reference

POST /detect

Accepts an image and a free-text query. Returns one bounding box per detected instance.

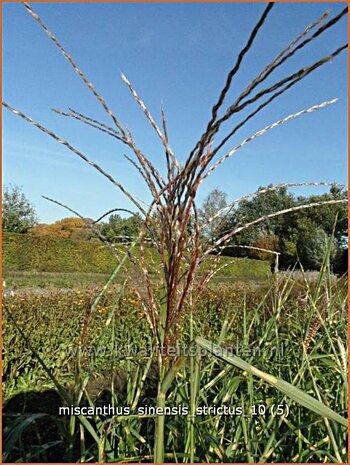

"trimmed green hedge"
[3,233,116,273]
[2,232,270,278]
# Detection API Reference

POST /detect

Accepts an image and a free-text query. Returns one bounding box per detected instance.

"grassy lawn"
[3,271,113,289]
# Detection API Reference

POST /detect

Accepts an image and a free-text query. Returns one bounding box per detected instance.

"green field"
[2,231,348,464]
[3,264,348,463]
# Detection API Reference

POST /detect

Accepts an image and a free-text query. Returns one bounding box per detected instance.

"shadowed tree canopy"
[207,184,348,271]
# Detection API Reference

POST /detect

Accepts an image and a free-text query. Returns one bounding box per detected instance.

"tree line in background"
[199,185,348,273]
[3,184,347,272]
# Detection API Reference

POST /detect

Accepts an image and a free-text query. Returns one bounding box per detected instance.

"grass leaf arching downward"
[195,336,348,428]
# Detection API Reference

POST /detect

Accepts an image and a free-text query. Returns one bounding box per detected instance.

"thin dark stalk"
[187,44,347,189]
[93,208,138,224]
[41,195,123,264]
[2,102,147,216]
[23,2,126,136]
[52,108,123,141]
[185,3,275,169]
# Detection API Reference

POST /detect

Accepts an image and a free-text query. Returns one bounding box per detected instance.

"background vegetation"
[3,232,270,279]
[200,184,348,272]
[3,184,348,275]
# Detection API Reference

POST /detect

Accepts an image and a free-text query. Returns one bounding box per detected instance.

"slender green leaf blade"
[195,336,348,428]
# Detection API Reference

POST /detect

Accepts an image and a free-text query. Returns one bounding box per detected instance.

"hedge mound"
[2,232,270,278]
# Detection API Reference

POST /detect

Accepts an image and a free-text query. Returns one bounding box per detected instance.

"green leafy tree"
[2,185,38,233]
[199,189,228,244]
[101,213,142,242]
[222,186,295,257]
[298,226,336,270]
[298,184,348,240]
[280,238,298,268]
[217,185,347,270]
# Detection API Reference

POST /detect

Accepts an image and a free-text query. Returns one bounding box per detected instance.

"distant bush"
[30,217,94,239]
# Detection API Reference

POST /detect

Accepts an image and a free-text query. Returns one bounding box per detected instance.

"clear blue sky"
[3,2,348,223]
